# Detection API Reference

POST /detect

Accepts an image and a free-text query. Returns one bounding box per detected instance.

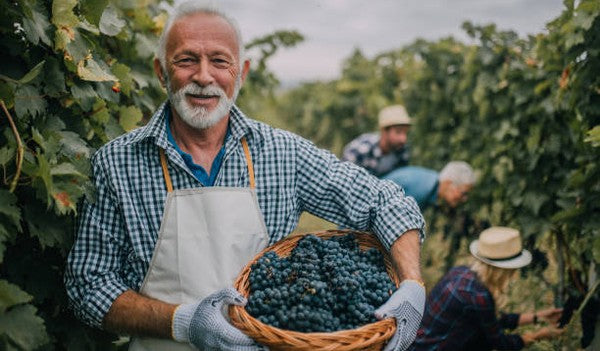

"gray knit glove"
[375,280,426,351]
[172,287,266,351]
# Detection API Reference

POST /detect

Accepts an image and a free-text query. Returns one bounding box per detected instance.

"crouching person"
[410,227,563,350]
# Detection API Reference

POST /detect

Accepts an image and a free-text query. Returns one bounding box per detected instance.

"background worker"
[342,104,411,177]
[410,226,563,350]
[382,161,476,211]
[65,2,426,351]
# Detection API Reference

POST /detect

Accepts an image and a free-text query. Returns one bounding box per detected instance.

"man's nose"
[192,60,215,86]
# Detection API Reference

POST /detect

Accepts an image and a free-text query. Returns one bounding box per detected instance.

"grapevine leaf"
[52,0,79,28]
[0,190,21,229]
[51,163,85,177]
[573,4,597,30]
[99,6,126,36]
[131,69,151,89]
[105,118,125,140]
[22,7,52,46]
[0,280,32,313]
[34,154,54,205]
[81,0,110,26]
[14,85,46,119]
[77,56,118,82]
[71,82,98,111]
[111,63,134,96]
[18,61,46,85]
[67,31,90,63]
[58,131,91,158]
[0,81,15,107]
[91,104,111,124]
[54,26,75,51]
[0,304,49,350]
[134,33,157,59]
[43,57,66,97]
[24,205,71,250]
[584,126,600,147]
[119,105,143,132]
[0,146,14,166]
[78,18,100,35]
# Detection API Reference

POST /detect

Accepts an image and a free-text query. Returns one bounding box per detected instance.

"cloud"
[202,0,565,83]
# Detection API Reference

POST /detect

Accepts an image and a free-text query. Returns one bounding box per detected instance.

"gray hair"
[439,161,476,186]
[156,1,245,72]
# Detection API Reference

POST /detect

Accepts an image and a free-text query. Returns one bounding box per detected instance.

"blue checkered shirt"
[342,132,410,177]
[65,102,425,328]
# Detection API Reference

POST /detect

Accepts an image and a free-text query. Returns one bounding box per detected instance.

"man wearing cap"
[342,105,411,177]
[410,227,564,350]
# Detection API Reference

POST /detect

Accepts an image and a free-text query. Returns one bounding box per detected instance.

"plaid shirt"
[342,132,410,177]
[65,103,425,328]
[410,266,524,351]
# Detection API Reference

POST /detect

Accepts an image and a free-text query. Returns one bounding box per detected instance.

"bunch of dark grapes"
[246,233,396,333]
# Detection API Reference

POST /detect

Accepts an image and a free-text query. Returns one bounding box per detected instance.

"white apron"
[129,138,269,350]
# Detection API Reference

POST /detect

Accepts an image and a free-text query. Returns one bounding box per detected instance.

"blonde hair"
[470,260,517,309]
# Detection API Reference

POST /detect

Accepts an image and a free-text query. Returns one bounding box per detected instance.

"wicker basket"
[229,229,399,351]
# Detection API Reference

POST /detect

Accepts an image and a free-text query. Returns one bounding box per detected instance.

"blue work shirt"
[383,166,439,210]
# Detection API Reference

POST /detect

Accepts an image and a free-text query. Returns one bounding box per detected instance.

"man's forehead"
[168,12,240,51]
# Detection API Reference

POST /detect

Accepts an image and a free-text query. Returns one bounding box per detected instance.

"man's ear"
[239,59,251,85]
[154,58,166,88]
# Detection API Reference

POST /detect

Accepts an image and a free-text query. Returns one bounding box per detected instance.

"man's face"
[381,125,410,152]
[157,12,249,129]
[444,183,472,208]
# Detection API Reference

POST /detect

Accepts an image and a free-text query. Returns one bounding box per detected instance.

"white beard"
[167,78,241,130]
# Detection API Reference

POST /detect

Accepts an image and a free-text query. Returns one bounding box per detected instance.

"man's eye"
[174,58,195,65]
[212,58,232,67]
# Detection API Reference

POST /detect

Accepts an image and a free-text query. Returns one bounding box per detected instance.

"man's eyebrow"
[171,50,197,58]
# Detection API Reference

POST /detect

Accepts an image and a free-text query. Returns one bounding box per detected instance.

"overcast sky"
[194,1,565,85]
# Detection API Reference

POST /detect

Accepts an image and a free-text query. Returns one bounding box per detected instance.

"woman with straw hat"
[410,226,564,350]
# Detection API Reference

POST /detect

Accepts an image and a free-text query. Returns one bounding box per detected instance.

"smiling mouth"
[187,93,219,99]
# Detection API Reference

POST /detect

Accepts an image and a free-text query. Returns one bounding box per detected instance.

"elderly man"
[382,161,476,211]
[342,104,412,177]
[65,2,425,351]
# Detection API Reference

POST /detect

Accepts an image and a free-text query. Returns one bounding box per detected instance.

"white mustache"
[178,83,227,98]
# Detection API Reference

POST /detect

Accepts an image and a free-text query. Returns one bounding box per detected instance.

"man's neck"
[169,110,229,172]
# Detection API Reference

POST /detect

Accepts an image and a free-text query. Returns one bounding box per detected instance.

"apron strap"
[159,137,255,191]
[159,149,174,193]
[241,137,255,189]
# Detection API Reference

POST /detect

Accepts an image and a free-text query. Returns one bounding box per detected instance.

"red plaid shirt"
[410,266,524,350]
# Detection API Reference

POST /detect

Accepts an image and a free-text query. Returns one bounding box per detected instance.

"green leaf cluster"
[0,0,169,348]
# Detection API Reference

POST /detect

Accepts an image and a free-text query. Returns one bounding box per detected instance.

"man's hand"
[172,287,265,351]
[375,280,426,351]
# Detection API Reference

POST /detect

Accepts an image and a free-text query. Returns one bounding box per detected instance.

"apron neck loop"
[159,137,255,191]
[241,137,255,189]
[159,149,174,193]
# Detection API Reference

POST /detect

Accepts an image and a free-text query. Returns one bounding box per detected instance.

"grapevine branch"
[556,229,586,294]
[0,99,24,192]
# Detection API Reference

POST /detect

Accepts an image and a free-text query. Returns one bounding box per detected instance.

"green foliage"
[0,0,168,348]
[0,1,303,348]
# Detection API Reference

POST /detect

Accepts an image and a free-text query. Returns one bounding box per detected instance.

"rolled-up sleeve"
[64,153,130,328]
[295,137,425,250]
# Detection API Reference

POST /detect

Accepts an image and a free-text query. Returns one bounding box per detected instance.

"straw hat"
[469,226,532,269]
[378,105,412,128]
